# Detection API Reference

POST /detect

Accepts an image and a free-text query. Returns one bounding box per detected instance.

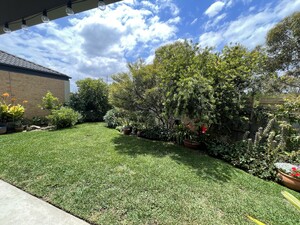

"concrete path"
[0,180,90,225]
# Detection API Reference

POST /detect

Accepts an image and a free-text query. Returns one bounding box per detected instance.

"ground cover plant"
[0,123,299,225]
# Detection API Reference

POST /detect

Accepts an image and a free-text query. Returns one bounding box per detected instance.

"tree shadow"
[112,134,238,183]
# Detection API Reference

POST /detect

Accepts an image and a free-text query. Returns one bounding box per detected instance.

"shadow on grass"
[112,134,236,183]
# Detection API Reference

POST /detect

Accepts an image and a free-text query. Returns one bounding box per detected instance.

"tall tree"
[69,78,110,122]
[109,61,167,126]
[154,41,216,125]
[266,11,300,92]
[212,45,269,133]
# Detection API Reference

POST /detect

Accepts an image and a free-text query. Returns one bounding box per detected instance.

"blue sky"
[0,0,299,91]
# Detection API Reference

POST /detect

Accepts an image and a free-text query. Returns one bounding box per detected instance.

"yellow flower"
[8,104,25,119]
[11,97,16,102]
[23,100,28,104]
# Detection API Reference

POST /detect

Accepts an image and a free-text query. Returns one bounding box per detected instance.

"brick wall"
[0,70,69,119]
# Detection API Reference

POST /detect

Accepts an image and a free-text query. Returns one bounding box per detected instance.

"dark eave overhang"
[0,0,122,35]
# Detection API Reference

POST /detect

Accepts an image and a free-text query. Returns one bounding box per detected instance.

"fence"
[258,97,284,107]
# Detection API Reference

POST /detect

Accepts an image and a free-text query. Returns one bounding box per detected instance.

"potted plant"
[0,93,9,134]
[0,93,26,133]
[183,138,201,149]
[14,120,24,132]
[275,162,300,191]
[0,123,7,134]
[122,125,132,135]
[119,116,133,135]
[133,123,145,137]
[183,122,208,150]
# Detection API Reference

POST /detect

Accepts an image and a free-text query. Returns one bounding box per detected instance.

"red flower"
[292,167,297,171]
[296,173,300,177]
[201,125,208,134]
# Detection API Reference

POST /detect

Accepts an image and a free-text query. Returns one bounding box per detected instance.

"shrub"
[103,108,122,128]
[206,140,278,180]
[206,117,300,180]
[40,91,60,111]
[47,107,82,129]
[69,78,110,122]
[273,95,300,154]
[138,126,173,141]
[172,124,186,145]
[31,116,49,126]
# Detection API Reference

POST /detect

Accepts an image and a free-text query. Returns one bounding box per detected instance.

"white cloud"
[141,1,159,13]
[199,32,223,48]
[200,0,300,49]
[122,0,136,5]
[226,0,233,7]
[191,18,198,25]
[216,13,227,22]
[249,6,256,12]
[242,0,253,4]
[205,13,227,30]
[0,0,180,91]
[80,23,123,58]
[225,0,253,8]
[274,0,300,18]
[156,0,180,16]
[167,16,181,24]
[145,54,155,64]
[204,1,226,18]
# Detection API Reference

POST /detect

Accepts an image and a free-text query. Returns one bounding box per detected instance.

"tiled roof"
[0,50,70,79]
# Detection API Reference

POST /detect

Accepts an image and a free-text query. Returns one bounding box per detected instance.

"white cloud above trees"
[199,0,300,49]
[204,1,226,18]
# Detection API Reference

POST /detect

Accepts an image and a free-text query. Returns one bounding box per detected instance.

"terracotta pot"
[277,170,300,191]
[183,139,201,150]
[137,130,142,137]
[123,128,131,135]
[14,126,24,132]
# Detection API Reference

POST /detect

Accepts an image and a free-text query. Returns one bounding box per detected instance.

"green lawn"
[0,123,299,224]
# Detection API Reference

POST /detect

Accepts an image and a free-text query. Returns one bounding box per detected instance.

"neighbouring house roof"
[0,50,70,80]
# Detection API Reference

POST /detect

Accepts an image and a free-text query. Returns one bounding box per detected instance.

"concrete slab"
[0,180,90,225]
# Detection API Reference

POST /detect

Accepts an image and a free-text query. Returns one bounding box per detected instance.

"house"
[0,50,70,118]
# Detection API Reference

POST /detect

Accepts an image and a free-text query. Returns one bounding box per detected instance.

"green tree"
[110,40,273,136]
[266,11,300,92]
[154,41,216,125]
[109,61,166,127]
[212,45,269,132]
[129,61,166,126]
[109,72,135,111]
[69,78,110,122]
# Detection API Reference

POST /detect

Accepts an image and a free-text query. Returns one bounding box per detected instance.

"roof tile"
[0,50,70,78]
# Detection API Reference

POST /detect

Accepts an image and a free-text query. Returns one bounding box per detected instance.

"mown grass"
[0,123,299,224]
